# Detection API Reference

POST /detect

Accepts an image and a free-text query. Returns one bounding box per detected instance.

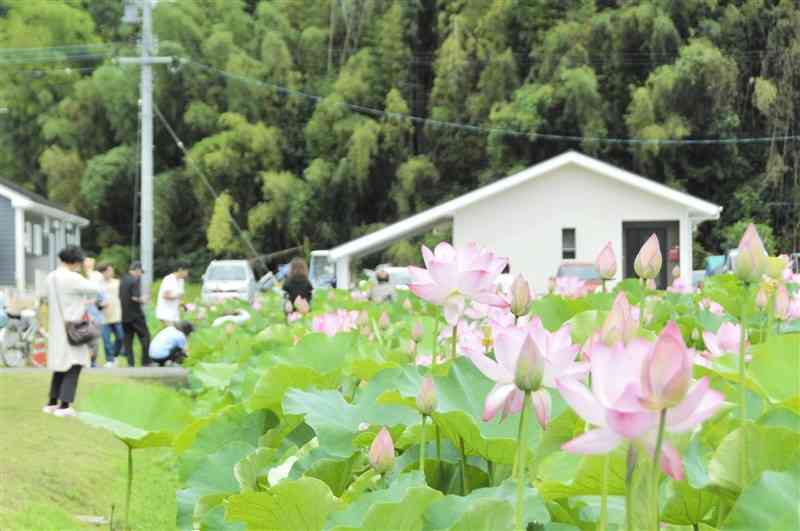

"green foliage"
[207,192,238,256]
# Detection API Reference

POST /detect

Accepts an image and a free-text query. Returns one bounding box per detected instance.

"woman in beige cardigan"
[43,246,101,417]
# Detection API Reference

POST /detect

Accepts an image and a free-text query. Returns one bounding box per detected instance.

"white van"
[201,260,257,304]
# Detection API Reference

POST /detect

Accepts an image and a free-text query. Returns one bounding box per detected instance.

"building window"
[33,224,42,256]
[562,228,576,259]
[24,222,32,253]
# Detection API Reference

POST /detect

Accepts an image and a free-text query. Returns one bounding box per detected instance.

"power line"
[182,60,799,146]
[152,103,260,258]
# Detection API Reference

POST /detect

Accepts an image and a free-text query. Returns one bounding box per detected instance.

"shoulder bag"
[53,274,100,347]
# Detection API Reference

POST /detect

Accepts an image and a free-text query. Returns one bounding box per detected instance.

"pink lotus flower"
[755,288,768,310]
[735,224,768,283]
[583,293,639,360]
[789,295,800,321]
[667,277,694,294]
[558,333,724,480]
[368,428,395,474]
[409,242,508,323]
[415,354,448,367]
[312,310,360,336]
[378,311,391,329]
[634,234,662,280]
[595,242,617,280]
[554,276,591,299]
[703,322,744,358]
[472,318,587,429]
[639,322,693,410]
[699,299,724,315]
[775,285,791,321]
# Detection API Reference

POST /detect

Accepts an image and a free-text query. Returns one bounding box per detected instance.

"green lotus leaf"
[749,334,800,402]
[226,477,341,531]
[722,464,800,530]
[78,383,192,449]
[324,471,442,530]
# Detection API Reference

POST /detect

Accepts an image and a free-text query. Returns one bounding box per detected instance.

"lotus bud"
[513,335,545,393]
[755,288,768,310]
[509,274,532,317]
[601,292,635,346]
[595,242,617,280]
[411,321,424,342]
[358,422,370,432]
[294,296,310,315]
[368,428,395,474]
[735,224,768,283]
[402,298,413,311]
[378,311,390,329]
[775,284,790,321]
[634,234,662,280]
[357,310,369,326]
[766,256,789,281]
[416,375,437,415]
[406,339,417,355]
[639,322,692,410]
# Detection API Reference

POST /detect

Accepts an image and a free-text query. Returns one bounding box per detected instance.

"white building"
[329,151,722,291]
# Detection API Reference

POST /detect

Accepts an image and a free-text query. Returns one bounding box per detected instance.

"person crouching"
[148,320,194,367]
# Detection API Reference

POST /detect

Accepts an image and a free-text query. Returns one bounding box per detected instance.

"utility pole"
[117,0,171,296]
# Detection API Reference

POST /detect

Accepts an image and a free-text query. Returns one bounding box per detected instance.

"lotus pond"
[79,235,800,531]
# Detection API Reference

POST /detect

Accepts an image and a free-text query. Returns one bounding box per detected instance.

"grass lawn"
[0,372,179,530]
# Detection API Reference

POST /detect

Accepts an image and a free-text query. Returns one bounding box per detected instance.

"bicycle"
[0,309,46,367]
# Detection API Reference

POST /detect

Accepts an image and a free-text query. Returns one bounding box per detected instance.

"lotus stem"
[515,391,530,531]
[125,445,133,531]
[599,452,610,531]
[488,459,494,487]
[451,323,458,360]
[765,293,774,340]
[435,423,442,485]
[459,436,468,495]
[650,409,667,530]
[625,443,637,531]
[738,290,749,487]
[419,414,426,476]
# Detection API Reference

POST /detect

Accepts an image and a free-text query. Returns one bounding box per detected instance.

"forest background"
[0,0,798,275]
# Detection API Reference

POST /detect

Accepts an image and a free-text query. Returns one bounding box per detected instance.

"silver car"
[201,260,257,304]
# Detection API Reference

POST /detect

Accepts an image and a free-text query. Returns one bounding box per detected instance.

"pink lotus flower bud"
[357,310,369,326]
[416,375,437,415]
[634,234,662,280]
[601,293,637,346]
[640,322,692,410]
[402,298,413,311]
[294,296,310,315]
[252,300,263,311]
[411,321,424,342]
[766,256,789,281]
[755,288,768,309]
[594,242,617,280]
[378,311,390,329]
[510,274,532,317]
[775,284,790,321]
[513,335,545,392]
[406,339,417,355]
[368,427,395,474]
[735,224,768,283]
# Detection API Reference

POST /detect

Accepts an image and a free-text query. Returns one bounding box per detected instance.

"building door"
[622,221,678,289]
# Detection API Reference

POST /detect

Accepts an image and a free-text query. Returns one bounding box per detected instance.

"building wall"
[453,162,691,291]
[23,210,53,295]
[0,196,14,286]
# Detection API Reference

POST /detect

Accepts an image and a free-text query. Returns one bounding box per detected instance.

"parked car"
[551,261,603,292]
[704,255,726,276]
[201,260,257,304]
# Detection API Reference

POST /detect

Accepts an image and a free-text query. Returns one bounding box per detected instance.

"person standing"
[155,259,190,326]
[97,263,124,368]
[44,245,101,417]
[120,262,151,367]
[282,257,313,310]
[83,257,106,368]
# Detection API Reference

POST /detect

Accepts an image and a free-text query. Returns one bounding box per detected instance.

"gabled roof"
[0,177,89,226]
[329,151,722,261]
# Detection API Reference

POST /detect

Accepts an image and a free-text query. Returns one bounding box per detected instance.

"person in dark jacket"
[282,258,313,313]
[119,261,151,366]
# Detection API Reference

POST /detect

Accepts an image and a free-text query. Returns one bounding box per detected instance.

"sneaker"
[42,405,58,414]
[104,361,114,369]
[54,407,77,418]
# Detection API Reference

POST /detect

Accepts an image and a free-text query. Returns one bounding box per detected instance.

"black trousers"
[154,347,187,367]
[49,365,82,405]
[122,317,151,366]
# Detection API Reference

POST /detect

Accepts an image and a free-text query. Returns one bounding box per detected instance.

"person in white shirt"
[155,260,190,325]
[148,320,193,366]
